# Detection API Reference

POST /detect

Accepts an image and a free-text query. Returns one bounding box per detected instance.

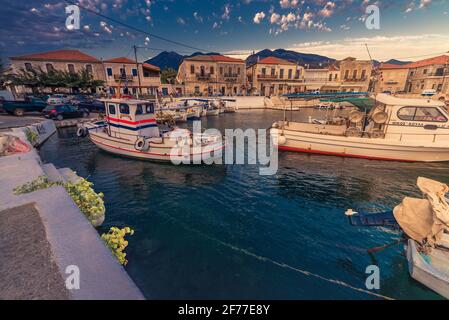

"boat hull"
[271,128,449,162]
[88,131,224,163]
[407,240,449,299]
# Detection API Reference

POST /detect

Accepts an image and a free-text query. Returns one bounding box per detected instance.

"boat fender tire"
[135,137,149,151]
[345,127,362,138]
[277,135,287,146]
[370,130,385,139]
[76,126,87,138]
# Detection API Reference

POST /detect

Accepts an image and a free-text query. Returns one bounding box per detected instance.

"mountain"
[146,51,220,71]
[245,49,335,68]
[384,59,412,66]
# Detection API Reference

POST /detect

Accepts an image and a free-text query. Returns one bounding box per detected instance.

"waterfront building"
[303,68,328,92]
[339,57,373,92]
[321,65,341,93]
[176,55,246,96]
[103,57,161,97]
[9,49,106,94]
[404,55,449,94]
[375,63,410,93]
[246,57,305,96]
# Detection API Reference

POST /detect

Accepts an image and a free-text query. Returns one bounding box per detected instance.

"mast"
[134,45,142,98]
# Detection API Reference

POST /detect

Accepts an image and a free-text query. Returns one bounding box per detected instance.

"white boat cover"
[393,177,449,248]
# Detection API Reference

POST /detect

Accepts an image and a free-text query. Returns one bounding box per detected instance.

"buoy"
[134,137,149,151]
[371,130,385,139]
[345,127,362,137]
[277,135,287,145]
[349,111,365,123]
[76,126,87,138]
[372,111,388,124]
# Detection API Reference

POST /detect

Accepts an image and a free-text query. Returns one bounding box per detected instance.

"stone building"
[103,57,161,96]
[405,55,449,94]
[246,57,305,96]
[375,63,410,93]
[339,57,373,92]
[176,55,246,96]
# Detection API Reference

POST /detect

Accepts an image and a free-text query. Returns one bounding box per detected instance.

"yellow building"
[339,57,372,92]
[375,64,410,93]
[176,55,246,96]
[103,57,161,96]
[9,49,105,94]
[247,57,305,96]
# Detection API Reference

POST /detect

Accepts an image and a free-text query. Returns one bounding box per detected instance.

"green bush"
[101,227,134,265]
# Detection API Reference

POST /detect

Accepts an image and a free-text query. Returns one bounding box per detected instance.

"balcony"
[258,74,278,80]
[343,77,368,83]
[196,73,211,81]
[223,74,239,82]
[113,74,134,81]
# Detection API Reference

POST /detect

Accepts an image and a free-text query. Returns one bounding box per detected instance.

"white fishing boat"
[221,98,238,113]
[271,94,449,162]
[76,98,224,163]
[407,238,449,299]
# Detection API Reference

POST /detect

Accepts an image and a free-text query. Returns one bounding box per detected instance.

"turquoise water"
[39,110,447,300]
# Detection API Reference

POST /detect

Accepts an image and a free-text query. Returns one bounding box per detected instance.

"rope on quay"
[164,214,395,300]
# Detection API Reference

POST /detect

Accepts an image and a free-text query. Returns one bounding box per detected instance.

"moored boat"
[77,98,224,163]
[271,94,449,162]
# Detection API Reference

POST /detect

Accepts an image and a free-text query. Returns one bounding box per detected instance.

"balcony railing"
[343,77,368,83]
[196,73,211,81]
[113,74,134,81]
[258,74,278,79]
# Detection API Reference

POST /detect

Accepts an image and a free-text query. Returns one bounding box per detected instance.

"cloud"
[176,17,186,25]
[279,0,299,9]
[193,12,203,23]
[222,4,231,21]
[319,1,336,18]
[253,11,266,24]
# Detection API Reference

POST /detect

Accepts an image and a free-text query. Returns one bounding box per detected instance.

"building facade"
[9,49,106,94]
[176,55,246,96]
[103,57,161,96]
[375,63,410,93]
[339,57,373,92]
[405,55,449,94]
[303,68,328,92]
[246,57,305,96]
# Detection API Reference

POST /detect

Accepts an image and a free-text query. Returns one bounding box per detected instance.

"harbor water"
[39,109,447,300]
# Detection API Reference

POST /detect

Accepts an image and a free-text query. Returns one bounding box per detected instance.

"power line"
[64,0,210,53]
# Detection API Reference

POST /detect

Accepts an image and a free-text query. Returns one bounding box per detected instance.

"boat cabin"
[370,94,449,142]
[101,98,159,139]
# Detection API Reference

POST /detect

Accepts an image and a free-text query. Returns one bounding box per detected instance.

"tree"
[161,68,178,84]
[9,66,105,93]
[0,59,6,90]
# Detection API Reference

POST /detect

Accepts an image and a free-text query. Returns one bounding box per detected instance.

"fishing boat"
[76,98,224,163]
[271,94,449,162]
[221,98,238,113]
[345,177,449,299]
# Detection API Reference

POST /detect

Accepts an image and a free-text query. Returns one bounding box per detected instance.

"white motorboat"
[221,98,238,113]
[271,94,449,162]
[77,98,224,163]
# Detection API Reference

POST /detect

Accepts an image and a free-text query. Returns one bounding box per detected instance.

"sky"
[0,0,448,63]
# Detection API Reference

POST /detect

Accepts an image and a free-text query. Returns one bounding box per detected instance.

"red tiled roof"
[10,49,100,63]
[185,55,245,63]
[403,55,449,69]
[142,63,160,71]
[379,63,410,70]
[257,56,296,65]
[103,57,136,64]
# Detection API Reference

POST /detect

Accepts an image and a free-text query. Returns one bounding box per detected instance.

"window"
[200,66,205,76]
[46,64,54,72]
[271,68,275,76]
[229,67,232,75]
[120,68,126,76]
[329,74,332,81]
[68,64,75,73]
[146,103,155,114]
[361,70,366,79]
[288,69,292,79]
[344,70,349,80]
[296,70,300,78]
[280,69,284,78]
[132,68,138,77]
[210,67,214,75]
[195,86,200,94]
[107,68,113,76]
[220,67,223,75]
[136,105,143,115]
[261,68,266,76]
[237,67,240,75]
[119,104,130,114]
[86,64,93,75]
[108,104,116,115]
[398,107,447,122]
[423,69,428,75]
[190,65,195,74]
[353,70,358,79]
[25,63,33,71]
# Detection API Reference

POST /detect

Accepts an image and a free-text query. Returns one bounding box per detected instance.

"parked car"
[42,104,89,120]
[382,90,393,95]
[421,89,437,97]
[76,99,105,112]
[2,96,47,116]
[47,94,71,105]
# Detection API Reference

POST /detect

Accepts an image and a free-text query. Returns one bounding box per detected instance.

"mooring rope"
[163,214,395,300]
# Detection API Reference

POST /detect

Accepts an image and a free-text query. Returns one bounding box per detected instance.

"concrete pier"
[0,132,144,300]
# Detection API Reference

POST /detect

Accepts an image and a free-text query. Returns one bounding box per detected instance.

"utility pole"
[133,45,142,98]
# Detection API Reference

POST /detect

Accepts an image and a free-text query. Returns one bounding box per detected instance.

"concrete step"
[42,163,66,183]
[58,168,81,184]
